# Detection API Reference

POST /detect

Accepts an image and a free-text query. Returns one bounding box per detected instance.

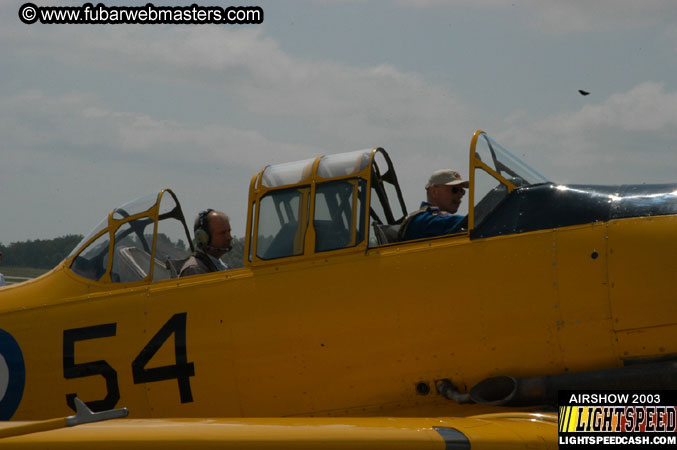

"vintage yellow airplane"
[0,130,675,446]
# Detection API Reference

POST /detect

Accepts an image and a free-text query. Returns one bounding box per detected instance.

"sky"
[2,0,677,244]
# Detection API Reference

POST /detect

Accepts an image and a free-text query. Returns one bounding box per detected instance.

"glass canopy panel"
[156,194,191,257]
[110,219,155,283]
[261,158,316,188]
[476,134,550,187]
[154,192,192,280]
[316,150,371,179]
[158,191,178,216]
[70,232,110,281]
[256,188,307,259]
[314,179,366,252]
[112,192,159,220]
[473,168,508,228]
[67,216,108,258]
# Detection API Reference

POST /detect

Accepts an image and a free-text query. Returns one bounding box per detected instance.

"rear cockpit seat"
[114,246,170,282]
[371,222,401,245]
[165,256,190,278]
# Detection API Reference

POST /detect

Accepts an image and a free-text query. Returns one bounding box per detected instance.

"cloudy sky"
[2,0,677,244]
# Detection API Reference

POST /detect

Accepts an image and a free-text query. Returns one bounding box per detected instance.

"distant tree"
[0,235,83,269]
[1,234,246,271]
[221,236,245,269]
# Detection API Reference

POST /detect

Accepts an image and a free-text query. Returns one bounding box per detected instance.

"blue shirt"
[197,248,230,271]
[402,202,465,241]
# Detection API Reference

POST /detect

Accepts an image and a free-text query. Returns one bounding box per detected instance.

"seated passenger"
[179,209,232,277]
[400,169,469,241]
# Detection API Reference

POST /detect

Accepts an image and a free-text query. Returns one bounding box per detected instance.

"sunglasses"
[451,187,465,195]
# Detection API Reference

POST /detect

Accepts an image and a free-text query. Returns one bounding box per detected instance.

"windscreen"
[475,134,550,187]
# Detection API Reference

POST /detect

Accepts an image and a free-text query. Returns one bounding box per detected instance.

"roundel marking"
[0,355,9,399]
[0,329,25,420]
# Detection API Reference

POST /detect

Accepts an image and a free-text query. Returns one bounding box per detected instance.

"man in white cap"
[399,169,469,241]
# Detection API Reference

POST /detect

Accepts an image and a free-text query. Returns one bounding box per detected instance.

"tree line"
[0,235,245,270]
[0,235,84,269]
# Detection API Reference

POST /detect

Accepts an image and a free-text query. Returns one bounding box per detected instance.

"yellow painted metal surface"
[0,414,557,449]
[0,417,67,440]
[607,216,677,331]
[0,133,675,428]
[3,215,673,420]
[552,223,618,371]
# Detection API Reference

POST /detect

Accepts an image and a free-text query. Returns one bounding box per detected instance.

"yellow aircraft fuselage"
[0,131,675,421]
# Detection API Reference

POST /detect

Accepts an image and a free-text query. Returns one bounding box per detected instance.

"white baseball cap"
[425,169,469,189]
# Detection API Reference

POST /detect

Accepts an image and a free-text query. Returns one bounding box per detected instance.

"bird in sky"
[578,89,590,96]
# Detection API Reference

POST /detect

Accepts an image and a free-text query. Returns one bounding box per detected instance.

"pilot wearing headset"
[179,209,233,277]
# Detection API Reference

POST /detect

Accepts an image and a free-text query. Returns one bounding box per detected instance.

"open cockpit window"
[68,189,193,283]
[369,150,407,226]
[367,150,408,246]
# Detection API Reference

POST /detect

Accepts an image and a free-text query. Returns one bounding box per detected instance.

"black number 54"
[62,313,195,412]
[63,323,119,412]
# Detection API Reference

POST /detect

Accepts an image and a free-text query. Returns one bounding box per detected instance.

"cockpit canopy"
[242,131,556,263]
[63,130,677,284]
[469,131,550,229]
[244,148,407,265]
[67,189,193,283]
[65,131,557,283]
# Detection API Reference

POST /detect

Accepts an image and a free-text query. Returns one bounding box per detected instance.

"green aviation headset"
[194,209,213,247]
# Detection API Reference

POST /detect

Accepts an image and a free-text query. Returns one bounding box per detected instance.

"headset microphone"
[195,209,232,253]
[202,244,232,253]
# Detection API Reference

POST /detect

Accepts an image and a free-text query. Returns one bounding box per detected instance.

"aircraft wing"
[0,413,557,449]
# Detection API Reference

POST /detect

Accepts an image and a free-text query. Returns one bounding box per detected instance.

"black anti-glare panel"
[471,183,677,239]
